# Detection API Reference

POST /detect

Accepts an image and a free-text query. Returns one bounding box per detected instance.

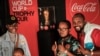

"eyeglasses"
[58,28,68,31]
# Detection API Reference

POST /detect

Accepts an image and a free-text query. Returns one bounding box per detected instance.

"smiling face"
[6,23,18,34]
[72,17,85,33]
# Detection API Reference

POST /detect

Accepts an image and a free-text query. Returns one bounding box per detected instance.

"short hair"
[72,13,85,20]
[13,48,24,55]
[57,20,71,29]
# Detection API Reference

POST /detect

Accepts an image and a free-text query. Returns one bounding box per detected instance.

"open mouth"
[75,26,81,31]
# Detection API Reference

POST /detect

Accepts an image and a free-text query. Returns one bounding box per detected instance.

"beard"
[75,22,86,33]
[74,26,84,40]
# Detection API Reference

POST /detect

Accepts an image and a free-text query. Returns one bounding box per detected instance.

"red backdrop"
[9,0,39,56]
[65,0,100,38]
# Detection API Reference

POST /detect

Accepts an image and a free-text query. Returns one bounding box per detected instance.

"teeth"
[76,27,80,29]
[76,27,80,30]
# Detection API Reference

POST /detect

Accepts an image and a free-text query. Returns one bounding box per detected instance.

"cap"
[6,15,18,25]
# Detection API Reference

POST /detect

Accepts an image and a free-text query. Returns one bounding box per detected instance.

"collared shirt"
[0,31,31,56]
[57,35,80,55]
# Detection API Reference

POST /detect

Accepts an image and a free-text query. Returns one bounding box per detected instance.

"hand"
[58,41,65,52]
[79,45,91,55]
[81,49,91,55]
[52,41,57,52]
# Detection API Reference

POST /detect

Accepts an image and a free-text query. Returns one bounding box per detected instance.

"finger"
[61,41,64,46]
[55,41,57,45]
[55,41,57,47]
[54,41,57,49]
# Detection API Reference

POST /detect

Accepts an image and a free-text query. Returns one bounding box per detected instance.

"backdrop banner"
[9,0,39,56]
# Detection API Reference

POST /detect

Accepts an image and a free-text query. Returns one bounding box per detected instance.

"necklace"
[9,32,19,48]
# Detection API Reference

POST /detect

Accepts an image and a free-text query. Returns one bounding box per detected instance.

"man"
[0,15,31,56]
[52,20,82,56]
[72,13,100,56]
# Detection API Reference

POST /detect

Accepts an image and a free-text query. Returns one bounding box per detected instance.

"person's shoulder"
[85,22,100,29]
[18,34,26,40]
[0,33,6,37]
[18,34,27,45]
[84,22,100,33]
[19,33,25,37]
[18,33,24,36]
[0,32,7,39]
[91,29,100,38]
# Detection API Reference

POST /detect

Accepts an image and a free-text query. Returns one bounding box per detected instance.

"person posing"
[52,20,83,56]
[72,13,100,56]
[0,15,31,56]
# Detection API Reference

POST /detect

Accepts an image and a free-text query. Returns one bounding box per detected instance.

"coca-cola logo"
[71,2,97,12]
[68,0,99,22]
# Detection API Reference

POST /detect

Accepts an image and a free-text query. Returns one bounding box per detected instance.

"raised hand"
[52,41,57,52]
